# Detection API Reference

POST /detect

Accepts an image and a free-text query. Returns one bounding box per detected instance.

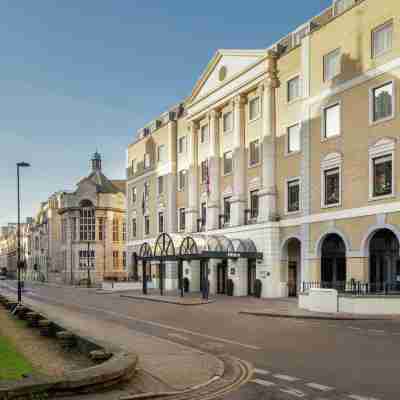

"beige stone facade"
[126,0,400,298]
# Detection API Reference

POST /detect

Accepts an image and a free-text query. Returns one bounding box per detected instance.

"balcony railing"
[302,281,400,296]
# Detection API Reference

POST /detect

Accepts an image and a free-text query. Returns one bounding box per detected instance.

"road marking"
[279,388,306,397]
[254,368,270,376]
[251,379,276,387]
[273,374,300,382]
[348,395,380,400]
[367,329,385,334]
[4,289,261,351]
[167,333,189,341]
[306,382,333,391]
[348,326,362,330]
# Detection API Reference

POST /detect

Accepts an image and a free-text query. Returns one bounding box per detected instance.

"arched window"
[79,201,95,241]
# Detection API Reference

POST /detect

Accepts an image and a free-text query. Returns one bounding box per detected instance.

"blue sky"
[0,0,331,225]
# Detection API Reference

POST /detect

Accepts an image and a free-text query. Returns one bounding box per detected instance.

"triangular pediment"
[188,49,266,104]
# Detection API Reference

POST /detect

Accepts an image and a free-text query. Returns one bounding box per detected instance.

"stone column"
[207,110,221,231]
[258,51,279,222]
[230,95,246,226]
[186,121,199,232]
[166,118,177,233]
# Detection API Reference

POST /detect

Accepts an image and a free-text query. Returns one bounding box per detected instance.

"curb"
[120,294,215,306]
[238,310,391,321]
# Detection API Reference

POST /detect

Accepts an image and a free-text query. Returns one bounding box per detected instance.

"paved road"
[3,281,400,400]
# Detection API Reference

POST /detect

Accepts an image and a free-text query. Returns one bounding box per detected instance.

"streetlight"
[17,161,30,304]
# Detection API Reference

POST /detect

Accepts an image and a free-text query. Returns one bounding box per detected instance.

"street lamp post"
[17,161,30,304]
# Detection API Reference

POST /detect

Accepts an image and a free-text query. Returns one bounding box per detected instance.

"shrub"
[227,279,234,296]
[254,279,262,298]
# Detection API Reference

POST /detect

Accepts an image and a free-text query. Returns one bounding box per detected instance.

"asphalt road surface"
[2,281,400,400]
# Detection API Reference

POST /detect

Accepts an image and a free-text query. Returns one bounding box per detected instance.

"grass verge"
[0,334,34,380]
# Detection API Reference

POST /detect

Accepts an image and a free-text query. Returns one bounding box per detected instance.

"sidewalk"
[5,290,224,393]
[238,297,394,320]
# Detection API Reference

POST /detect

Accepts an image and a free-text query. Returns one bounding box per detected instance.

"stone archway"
[369,229,400,292]
[281,237,301,297]
[321,233,346,289]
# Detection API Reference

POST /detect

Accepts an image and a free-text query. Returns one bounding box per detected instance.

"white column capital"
[233,94,247,108]
[208,109,221,120]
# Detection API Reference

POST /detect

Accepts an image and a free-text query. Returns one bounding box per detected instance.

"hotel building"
[126,0,400,298]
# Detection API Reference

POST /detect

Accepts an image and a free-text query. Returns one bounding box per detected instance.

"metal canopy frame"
[134,232,263,299]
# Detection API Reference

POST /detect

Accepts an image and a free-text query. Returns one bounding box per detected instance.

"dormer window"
[333,0,354,16]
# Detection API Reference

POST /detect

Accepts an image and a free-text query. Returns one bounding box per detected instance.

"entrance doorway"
[369,229,400,292]
[200,260,209,293]
[217,260,228,294]
[321,234,346,289]
[288,261,298,297]
[248,259,257,296]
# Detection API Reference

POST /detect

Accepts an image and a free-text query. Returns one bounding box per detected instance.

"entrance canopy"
[134,233,262,262]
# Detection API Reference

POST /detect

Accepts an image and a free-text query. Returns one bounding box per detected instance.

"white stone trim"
[247,93,262,123]
[321,152,342,209]
[368,79,395,126]
[314,228,351,257]
[368,137,395,201]
[320,100,342,141]
[360,223,400,257]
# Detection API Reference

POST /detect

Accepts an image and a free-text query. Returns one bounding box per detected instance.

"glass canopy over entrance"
[132,233,262,298]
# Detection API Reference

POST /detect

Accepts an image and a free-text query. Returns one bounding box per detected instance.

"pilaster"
[207,110,221,231]
[258,51,279,223]
[186,121,199,232]
[167,119,178,233]
[230,95,247,226]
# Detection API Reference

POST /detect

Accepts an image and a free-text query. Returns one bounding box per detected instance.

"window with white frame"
[223,197,231,224]
[287,123,301,153]
[249,97,260,121]
[158,175,164,195]
[223,111,233,133]
[144,181,149,200]
[249,139,260,166]
[223,151,233,175]
[334,0,354,15]
[324,168,341,206]
[122,221,126,241]
[323,103,341,138]
[144,153,151,169]
[372,21,393,59]
[158,212,164,233]
[79,207,95,241]
[179,208,186,231]
[371,82,394,123]
[132,218,137,238]
[201,202,207,228]
[321,152,342,208]
[144,215,150,235]
[373,155,393,197]
[200,124,209,143]
[324,48,341,81]
[131,159,137,173]
[131,186,137,204]
[287,76,301,102]
[287,179,300,213]
[178,136,186,153]
[369,139,395,199]
[157,145,166,163]
[178,169,187,190]
[201,160,208,183]
[79,249,95,270]
[250,190,259,219]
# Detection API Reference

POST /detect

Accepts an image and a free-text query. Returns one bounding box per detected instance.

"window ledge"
[321,203,341,209]
[223,129,233,135]
[285,150,302,158]
[223,172,233,177]
[248,115,261,124]
[285,210,301,216]
[321,133,341,142]
[287,97,303,106]
[368,193,396,202]
[369,114,395,127]
[248,162,261,169]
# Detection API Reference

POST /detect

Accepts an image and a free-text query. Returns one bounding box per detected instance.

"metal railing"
[302,280,400,296]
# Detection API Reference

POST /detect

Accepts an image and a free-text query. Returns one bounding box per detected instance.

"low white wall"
[102,281,142,291]
[339,296,400,315]
[299,288,338,313]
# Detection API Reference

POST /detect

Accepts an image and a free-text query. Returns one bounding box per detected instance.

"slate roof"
[79,171,125,194]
